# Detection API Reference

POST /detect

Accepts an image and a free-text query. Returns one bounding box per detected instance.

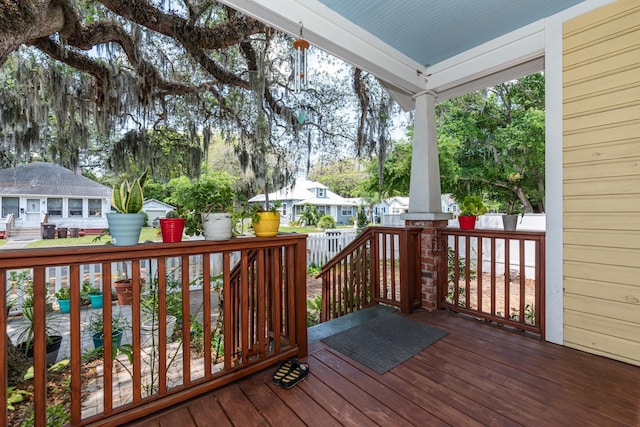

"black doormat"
[321,313,448,374]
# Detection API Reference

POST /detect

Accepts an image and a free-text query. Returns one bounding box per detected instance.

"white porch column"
[404,91,451,221]
[402,91,450,311]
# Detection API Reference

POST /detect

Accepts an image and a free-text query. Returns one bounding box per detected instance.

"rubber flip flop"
[281,361,309,390]
[272,358,297,385]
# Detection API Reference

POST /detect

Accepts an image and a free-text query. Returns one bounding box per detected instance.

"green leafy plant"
[178,173,236,235]
[165,210,180,219]
[110,169,148,213]
[307,295,323,326]
[85,311,130,338]
[54,287,70,300]
[247,201,281,223]
[459,195,488,216]
[16,306,59,353]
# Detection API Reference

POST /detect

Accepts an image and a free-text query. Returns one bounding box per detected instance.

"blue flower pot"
[92,330,123,349]
[89,293,103,309]
[58,299,71,313]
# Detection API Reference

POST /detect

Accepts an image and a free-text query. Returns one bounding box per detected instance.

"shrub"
[317,214,336,230]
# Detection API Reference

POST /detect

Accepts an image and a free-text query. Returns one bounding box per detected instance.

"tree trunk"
[7,334,30,385]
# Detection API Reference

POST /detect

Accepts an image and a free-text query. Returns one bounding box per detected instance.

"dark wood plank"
[186,394,233,427]
[215,383,269,426]
[415,311,640,422]
[237,371,307,427]
[123,310,640,427]
[308,352,416,427]
[126,406,196,427]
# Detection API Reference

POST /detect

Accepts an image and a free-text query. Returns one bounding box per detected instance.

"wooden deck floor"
[127,310,640,426]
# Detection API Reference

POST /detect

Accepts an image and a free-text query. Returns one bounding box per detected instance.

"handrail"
[317,227,421,321]
[1,236,307,426]
[437,227,545,338]
[5,213,15,238]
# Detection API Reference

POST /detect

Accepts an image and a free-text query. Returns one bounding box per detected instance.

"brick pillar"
[405,219,449,310]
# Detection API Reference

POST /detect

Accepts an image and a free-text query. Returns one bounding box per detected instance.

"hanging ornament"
[297,105,307,124]
[293,21,310,93]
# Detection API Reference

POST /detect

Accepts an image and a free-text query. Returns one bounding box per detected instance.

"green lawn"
[25,227,162,248]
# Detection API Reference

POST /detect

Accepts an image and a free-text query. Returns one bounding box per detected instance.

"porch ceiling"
[316,0,586,68]
[220,0,586,108]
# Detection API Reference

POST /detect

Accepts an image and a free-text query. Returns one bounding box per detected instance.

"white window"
[2,197,19,217]
[317,188,326,198]
[341,206,352,216]
[69,198,83,216]
[89,199,102,216]
[47,198,62,217]
[281,203,287,216]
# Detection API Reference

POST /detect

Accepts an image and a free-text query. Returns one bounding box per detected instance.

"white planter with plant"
[106,170,147,246]
[178,172,236,241]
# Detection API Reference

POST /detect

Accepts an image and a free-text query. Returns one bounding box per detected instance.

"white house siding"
[562,0,640,366]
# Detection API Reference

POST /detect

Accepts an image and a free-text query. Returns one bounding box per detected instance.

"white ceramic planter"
[202,212,232,240]
[141,315,177,346]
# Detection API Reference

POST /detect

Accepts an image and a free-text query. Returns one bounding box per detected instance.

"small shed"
[143,199,175,226]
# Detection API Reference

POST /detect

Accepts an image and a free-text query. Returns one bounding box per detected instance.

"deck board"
[126,310,640,427]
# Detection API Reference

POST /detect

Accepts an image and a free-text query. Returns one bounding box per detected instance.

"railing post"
[399,229,420,314]
[404,219,450,310]
[294,236,308,357]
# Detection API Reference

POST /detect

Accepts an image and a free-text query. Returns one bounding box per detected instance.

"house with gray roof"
[0,162,111,232]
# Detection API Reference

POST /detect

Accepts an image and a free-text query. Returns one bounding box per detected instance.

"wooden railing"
[317,227,421,321]
[1,235,307,426]
[437,228,545,338]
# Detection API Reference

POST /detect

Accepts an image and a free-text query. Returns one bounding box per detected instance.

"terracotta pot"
[160,218,185,243]
[458,215,477,230]
[113,279,133,305]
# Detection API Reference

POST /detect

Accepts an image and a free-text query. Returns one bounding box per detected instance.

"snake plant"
[111,170,148,214]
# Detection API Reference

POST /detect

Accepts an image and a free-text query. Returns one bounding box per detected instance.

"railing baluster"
[33,267,46,427]
[437,228,545,338]
[69,264,82,423]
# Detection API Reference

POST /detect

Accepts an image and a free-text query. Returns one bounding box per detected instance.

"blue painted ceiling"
[317,0,586,66]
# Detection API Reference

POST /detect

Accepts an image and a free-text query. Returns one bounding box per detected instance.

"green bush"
[317,214,336,230]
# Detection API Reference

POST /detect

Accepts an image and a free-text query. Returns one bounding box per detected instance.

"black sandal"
[280,360,309,390]
[272,358,297,385]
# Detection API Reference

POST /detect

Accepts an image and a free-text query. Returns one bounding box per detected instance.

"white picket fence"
[306,230,358,267]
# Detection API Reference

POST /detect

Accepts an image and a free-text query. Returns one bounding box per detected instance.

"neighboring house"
[248,178,360,225]
[379,195,458,226]
[143,199,175,226]
[0,162,111,231]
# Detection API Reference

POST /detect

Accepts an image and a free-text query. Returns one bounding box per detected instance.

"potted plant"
[54,287,71,314]
[458,196,488,230]
[85,311,130,349]
[106,169,148,246]
[87,284,104,309]
[180,173,236,241]
[139,275,182,346]
[15,306,63,367]
[159,210,185,243]
[501,198,524,231]
[250,201,281,237]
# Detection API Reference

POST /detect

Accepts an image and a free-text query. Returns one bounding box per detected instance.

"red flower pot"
[458,215,477,230]
[160,218,185,243]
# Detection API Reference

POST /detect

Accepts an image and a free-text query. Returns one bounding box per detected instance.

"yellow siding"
[563,0,640,366]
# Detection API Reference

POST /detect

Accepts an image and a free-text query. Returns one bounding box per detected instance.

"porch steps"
[7,227,41,241]
[307,305,397,343]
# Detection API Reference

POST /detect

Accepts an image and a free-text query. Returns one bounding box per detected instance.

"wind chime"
[293,21,310,93]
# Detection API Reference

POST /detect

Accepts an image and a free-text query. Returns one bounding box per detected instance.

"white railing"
[4,213,15,237]
[306,230,358,267]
